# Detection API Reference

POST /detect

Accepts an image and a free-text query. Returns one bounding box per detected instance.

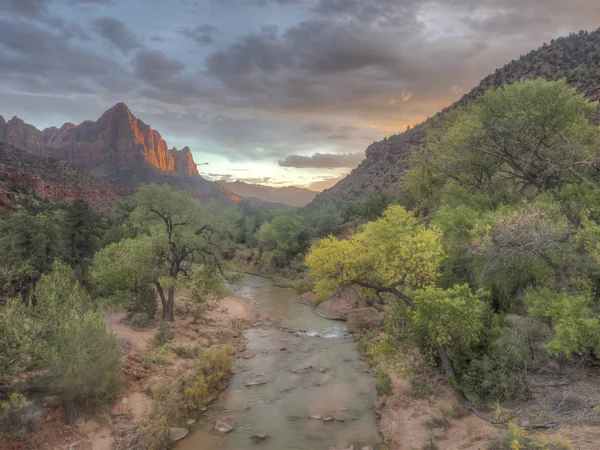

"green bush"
[174,346,199,359]
[0,263,121,410]
[153,322,175,348]
[411,379,432,399]
[375,371,392,396]
[129,312,150,330]
[45,310,121,406]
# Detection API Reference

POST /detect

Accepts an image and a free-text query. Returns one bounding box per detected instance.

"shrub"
[0,394,41,438]
[411,379,432,399]
[129,313,150,330]
[375,371,392,396]
[153,322,174,348]
[174,346,199,359]
[494,422,573,450]
[45,310,121,406]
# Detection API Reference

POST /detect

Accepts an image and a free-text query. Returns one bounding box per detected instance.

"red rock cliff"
[42,103,177,171]
[170,146,200,177]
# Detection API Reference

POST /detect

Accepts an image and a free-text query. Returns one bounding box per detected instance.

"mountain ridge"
[219,180,317,207]
[309,28,600,207]
[0,103,238,205]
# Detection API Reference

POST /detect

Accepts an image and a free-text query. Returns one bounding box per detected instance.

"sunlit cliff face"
[1,0,600,189]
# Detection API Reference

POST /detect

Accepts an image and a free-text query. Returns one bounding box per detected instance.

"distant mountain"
[0,142,117,211]
[309,29,600,208]
[220,180,317,207]
[0,103,237,204]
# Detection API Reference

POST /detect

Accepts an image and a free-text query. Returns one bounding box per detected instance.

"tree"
[93,184,232,321]
[0,210,66,296]
[63,199,103,276]
[306,205,484,386]
[255,209,309,267]
[405,79,600,211]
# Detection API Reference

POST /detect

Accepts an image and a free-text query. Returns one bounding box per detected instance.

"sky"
[1,0,600,191]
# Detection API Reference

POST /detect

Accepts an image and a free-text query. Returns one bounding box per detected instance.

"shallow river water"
[177,274,382,450]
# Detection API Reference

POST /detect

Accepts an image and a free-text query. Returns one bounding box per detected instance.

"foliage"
[0,263,120,405]
[495,422,573,450]
[129,313,151,330]
[410,379,432,399]
[255,209,309,269]
[0,393,41,438]
[153,322,175,349]
[524,288,600,358]
[375,371,392,396]
[306,205,445,299]
[406,79,599,211]
[92,184,234,320]
[0,200,104,296]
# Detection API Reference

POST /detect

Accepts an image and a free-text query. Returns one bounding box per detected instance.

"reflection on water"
[177,274,381,450]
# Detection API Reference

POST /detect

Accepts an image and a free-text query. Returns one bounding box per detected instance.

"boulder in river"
[329,446,354,450]
[215,420,233,433]
[169,427,189,441]
[241,350,256,359]
[296,292,317,305]
[314,288,365,320]
[245,379,267,387]
[252,434,269,441]
[346,308,383,333]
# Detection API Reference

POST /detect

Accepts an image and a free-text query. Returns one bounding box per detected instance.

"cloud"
[279,152,364,169]
[0,17,130,95]
[94,17,142,54]
[179,25,219,45]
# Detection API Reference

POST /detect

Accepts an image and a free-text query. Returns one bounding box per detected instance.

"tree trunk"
[436,344,458,388]
[155,282,168,319]
[167,286,175,321]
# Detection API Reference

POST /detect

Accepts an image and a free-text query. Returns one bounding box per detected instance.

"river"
[177,274,382,450]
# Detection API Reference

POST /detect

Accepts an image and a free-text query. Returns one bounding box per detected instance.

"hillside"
[310,29,600,207]
[0,103,235,203]
[220,180,317,207]
[0,142,118,211]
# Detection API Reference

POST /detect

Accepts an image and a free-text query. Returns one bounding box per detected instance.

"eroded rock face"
[0,104,202,178]
[314,289,365,320]
[0,116,46,156]
[346,308,383,334]
[171,146,200,177]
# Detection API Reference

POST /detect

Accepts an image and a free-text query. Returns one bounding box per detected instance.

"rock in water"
[252,434,269,442]
[215,420,233,433]
[169,427,189,441]
[329,446,354,450]
[245,379,267,387]
[241,350,256,359]
[314,288,365,320]
[296,292,317,305]
[346,308,383,333]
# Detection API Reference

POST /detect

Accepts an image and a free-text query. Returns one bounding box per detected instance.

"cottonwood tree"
[406,79,600,211]
[93,184,233,321]
[305,205,484,386]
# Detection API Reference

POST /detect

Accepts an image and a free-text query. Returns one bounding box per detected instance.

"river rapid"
[177,274,382,450]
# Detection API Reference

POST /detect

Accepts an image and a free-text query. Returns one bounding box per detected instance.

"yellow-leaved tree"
[306,205,485,387]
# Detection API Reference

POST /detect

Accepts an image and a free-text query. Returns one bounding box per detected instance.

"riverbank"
[2,294,261,450]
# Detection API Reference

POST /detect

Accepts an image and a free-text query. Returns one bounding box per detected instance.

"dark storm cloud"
[94,17,142,54]
[179,25,218,45]
[133,49,184,82]
[0,17,129,94]
[0,0,46,16]
[278,152,364,169]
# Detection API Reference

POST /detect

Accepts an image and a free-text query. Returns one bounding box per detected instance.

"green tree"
[306,205,484,386]
[405,79,600,211]
[255,209,309,267]
[93,184,232,321]
[0,210,66,296]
